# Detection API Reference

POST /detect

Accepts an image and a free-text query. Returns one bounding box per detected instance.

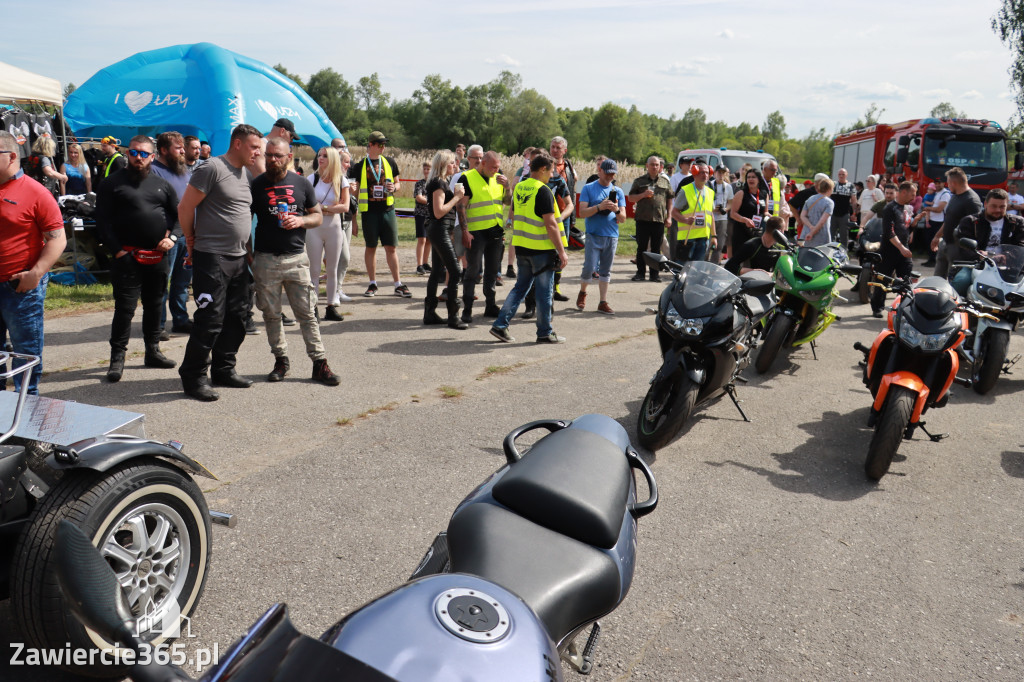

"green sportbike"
[754,237,862,374]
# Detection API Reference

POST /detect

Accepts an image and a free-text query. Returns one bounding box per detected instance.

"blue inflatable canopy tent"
[65,43,343,153]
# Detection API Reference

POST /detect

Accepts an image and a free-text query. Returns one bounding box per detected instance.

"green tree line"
[276,64,967,175]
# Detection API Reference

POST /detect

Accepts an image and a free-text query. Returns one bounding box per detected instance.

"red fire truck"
[832,117,1021,198]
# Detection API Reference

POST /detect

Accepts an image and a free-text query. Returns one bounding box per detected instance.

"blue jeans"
[161,240,192,329]
[494,249,558,339]
[676,237,709,264]
[0,275,48,394]
[580,234,618,282]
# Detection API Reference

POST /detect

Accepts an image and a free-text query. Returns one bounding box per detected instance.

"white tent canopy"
[0,61,62,105]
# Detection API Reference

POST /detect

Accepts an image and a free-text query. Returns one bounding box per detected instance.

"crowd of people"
[3,119,1024,401]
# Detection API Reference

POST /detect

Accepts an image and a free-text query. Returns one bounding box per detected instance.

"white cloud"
[751,80,770,89]
[808,79,909,101]
[717,28,734,39]
[921,88,951,99]
[961,90,983,100]
[659,62,708,76]
[484,54,521,67]
[998,91,1014,100]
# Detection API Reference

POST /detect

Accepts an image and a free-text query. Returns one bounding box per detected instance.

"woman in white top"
[308,147,350,321]
[335,150,356,302]
[858,174,884,226]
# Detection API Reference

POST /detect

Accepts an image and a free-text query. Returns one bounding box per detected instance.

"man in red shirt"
[0,131,66,394]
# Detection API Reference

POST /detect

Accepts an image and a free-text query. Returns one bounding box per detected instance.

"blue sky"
[5,0,1018,138]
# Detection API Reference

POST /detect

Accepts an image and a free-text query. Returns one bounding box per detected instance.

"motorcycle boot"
[106,350,126,383]
[423,295,445,325]
[144,343,177,369]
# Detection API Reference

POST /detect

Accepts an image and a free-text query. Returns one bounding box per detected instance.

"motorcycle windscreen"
[989,244,1024,284]
[201,603,399,682]
[679,261,741,310]
[795,247,833,273]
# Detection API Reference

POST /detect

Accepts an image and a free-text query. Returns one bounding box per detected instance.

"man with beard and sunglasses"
[151,131,194,337]
[95,135,181,382]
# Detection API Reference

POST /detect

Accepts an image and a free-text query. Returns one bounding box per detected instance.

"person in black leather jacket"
[955,188,1024,259]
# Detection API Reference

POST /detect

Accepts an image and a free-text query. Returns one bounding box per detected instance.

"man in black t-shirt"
[871,181,917,317]
[931,166,983,278]
[250,137,339,386]
[832,168,858,248]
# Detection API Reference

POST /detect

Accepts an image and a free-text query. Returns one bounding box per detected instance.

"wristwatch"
[169,235,178,242]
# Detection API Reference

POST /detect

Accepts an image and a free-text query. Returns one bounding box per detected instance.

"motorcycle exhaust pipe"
[644,307,658,315]
[209,510,237,528]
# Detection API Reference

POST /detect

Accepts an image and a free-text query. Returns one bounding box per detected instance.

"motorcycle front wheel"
[637,370,699,451]
[865,385,915,480]
[972,328,1009,395]
[755,313,795,374]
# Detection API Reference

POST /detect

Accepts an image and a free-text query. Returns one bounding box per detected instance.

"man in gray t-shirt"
[176,124,263,401]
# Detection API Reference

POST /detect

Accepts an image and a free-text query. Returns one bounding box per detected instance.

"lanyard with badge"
[765,179,775,215]
[368,158,385,200]
[693,188,707,228]
[749,187,763,230]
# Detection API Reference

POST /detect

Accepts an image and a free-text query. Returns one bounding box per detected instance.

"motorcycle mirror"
[771,230,789,248]
[1007,291,1024,305]
[840,263,863,275]
[55,520,138,650]
[642,251,668,270]
[958,237,979,252]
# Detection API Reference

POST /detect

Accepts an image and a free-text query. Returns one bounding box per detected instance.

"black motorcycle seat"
[739,270,772,284]
[743,291,774,319]
[491,428,630,549]
[447,501,622,643]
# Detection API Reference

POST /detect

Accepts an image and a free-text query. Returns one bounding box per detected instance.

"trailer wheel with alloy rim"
[11,458,211,678]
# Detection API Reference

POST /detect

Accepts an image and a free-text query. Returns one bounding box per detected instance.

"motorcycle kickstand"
[1003,353,1022,375]
[726,384,751,422]
[917,421,948,443]
[564,622,601,675]
[809,339,818,361]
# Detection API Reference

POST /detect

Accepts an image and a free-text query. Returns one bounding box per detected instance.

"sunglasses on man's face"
[128,149,153,159]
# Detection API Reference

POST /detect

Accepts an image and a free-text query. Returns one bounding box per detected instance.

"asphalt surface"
[1,248,1023,681]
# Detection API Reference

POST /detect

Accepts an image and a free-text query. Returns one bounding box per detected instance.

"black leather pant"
[109,253,169,352]
[463,227,504,313]
[425,221,460,320]
[179,251,251,384]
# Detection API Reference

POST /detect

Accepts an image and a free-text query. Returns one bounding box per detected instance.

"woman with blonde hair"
[25,137,65,198]
[423,149,467,328]
[61,143,91,194]
[307,146,350,321]
[335,150,356,302]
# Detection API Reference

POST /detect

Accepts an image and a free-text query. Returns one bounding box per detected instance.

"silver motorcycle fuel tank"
[321,572,563,682]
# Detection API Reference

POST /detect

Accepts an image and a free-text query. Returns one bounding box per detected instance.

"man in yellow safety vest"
[456,150,510,322]
[670,161,717,263]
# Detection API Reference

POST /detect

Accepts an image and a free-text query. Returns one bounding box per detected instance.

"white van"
[675,148,778,176]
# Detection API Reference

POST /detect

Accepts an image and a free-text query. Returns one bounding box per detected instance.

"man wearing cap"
[671,161,716,264]
[251,118,299,176]
[709,164,734,263]
[576,159,626,314]
[97,136,127,190]
[349,131,409,297]
[627,156,673,278]
[0,131,67,395]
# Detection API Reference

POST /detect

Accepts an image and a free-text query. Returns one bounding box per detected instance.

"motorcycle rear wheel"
[637,370,699,451]
[857,268,872,305]
[865,386,915,481]
[755,314,795,374]
[972,328,1009,395]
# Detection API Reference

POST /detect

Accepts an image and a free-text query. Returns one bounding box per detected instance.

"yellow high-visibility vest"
[677,183,714,241]
[463,169,504,231]
[511,178,557,251]
[357,157,395,213]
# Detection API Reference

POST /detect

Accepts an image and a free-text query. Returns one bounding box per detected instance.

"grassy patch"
[584,329,656,350]
[477,363,527,380]
[338,401,399,426]
[44,282,115,314]
[439,385,462,399]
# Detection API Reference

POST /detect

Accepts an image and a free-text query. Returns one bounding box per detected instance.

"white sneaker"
[338,292,353,302]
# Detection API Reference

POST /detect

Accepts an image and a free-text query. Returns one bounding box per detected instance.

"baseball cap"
[803,180,814,187]
[368,131,388,145]
[101,136,119,145]
[273,118,297,139]
[927,182,936,191]
[600,159,618,174]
